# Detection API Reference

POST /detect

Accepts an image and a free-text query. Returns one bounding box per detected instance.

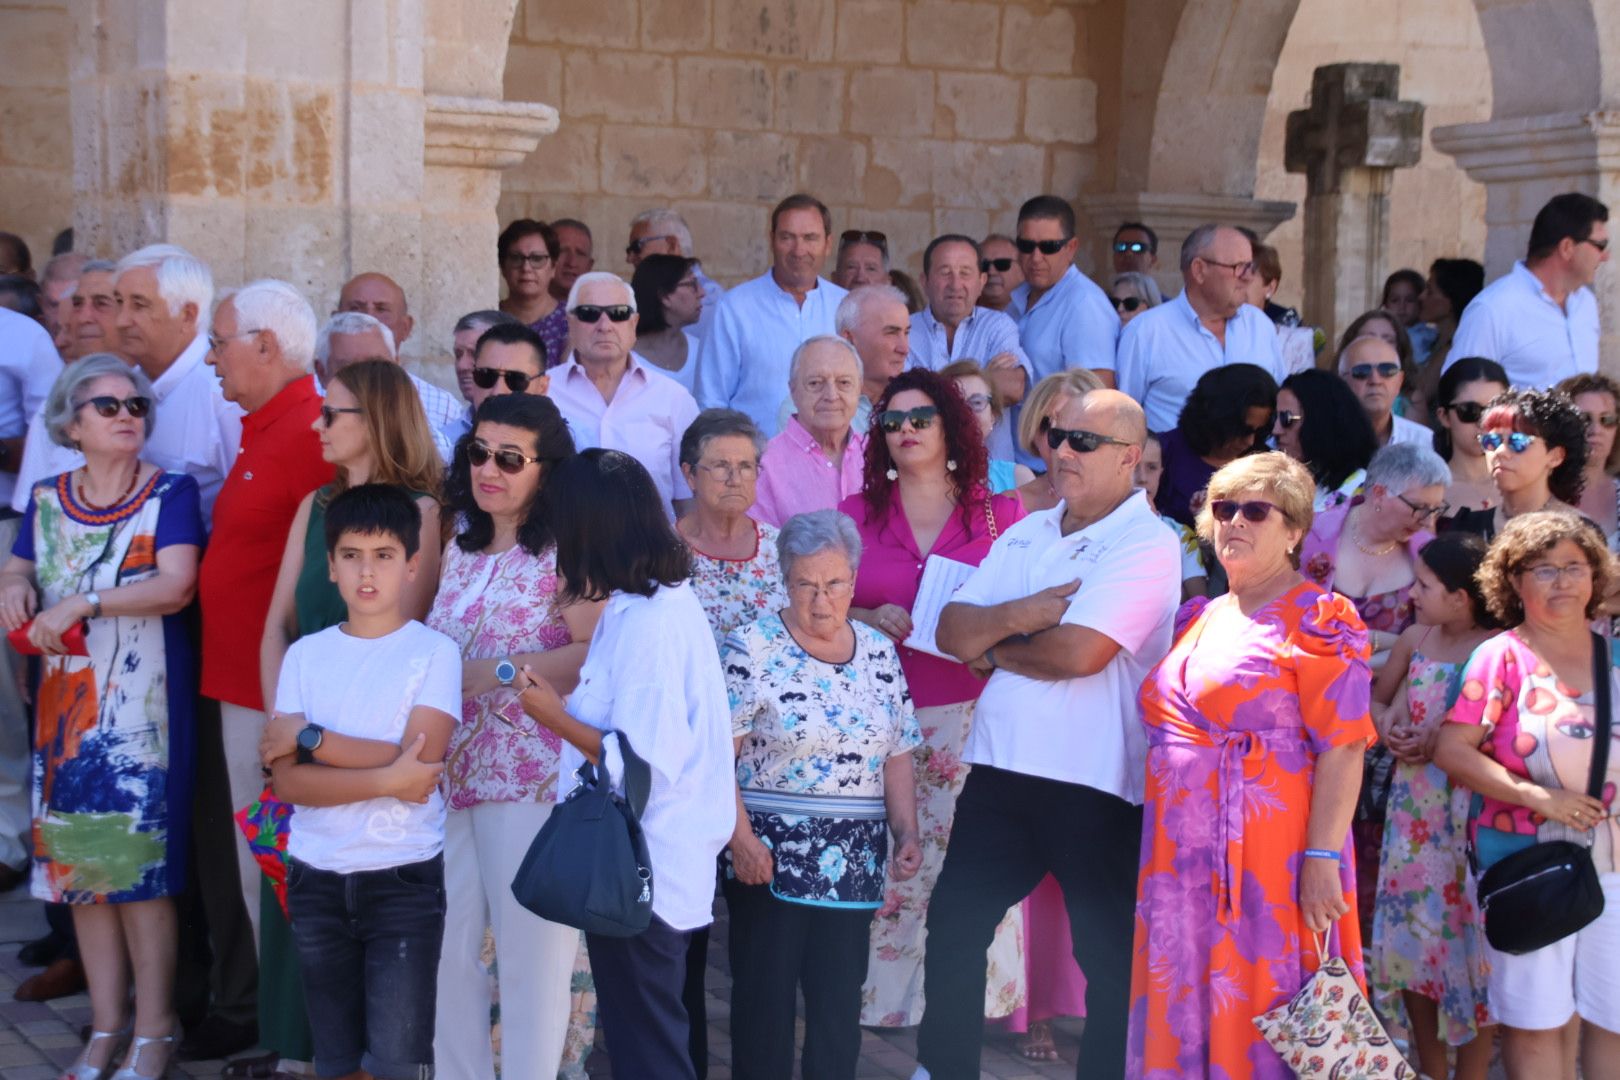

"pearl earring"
[886,468,899,481]
[946,459,957,472]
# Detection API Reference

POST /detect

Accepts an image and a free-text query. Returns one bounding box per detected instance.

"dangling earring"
[885,468,898,481]
[946,459,957,472]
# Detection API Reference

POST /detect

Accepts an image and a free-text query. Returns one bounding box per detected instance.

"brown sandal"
[1018,1020,1060,1062]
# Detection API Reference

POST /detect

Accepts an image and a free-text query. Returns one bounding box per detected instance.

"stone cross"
[1285,63,1424,351]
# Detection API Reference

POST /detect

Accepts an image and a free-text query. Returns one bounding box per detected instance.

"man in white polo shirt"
[916,389,1180,1080]
[1115,223,1288,433]
[1444,192,1607,388]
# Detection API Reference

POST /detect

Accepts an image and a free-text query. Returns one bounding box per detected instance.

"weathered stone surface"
[600,126,708,197]
[642,0,712,52]
[677,57,772,129]
[707,131,796,199]
[524,0,637,48]
[999,6,1077,75]
[834,0,903,64]
[713,0,835,60]
[774,66,845,135]
[905,2,1001,71]
[670,199,769,278]
[867,138,942,209]
[847,69,935,137]
[565,52,674,124]
[503,42,563,107]
[936,73,1021,141]
[504,121,599,194]
[932,141,1046,209]
[797,136,867,206]
[1023,77,1098,144]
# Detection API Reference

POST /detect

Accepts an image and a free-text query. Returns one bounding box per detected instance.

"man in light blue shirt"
[1115,223,1288,433]
[695,193,847,436]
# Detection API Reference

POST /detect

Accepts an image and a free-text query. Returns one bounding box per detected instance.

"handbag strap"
[1588,632,1613,802]
[579,731,653,820]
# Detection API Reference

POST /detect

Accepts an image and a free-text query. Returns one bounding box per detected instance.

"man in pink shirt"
[753,335,866,526]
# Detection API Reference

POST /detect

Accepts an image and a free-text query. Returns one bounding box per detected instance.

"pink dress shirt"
[754,416,868,527]
[839,485,1026,708]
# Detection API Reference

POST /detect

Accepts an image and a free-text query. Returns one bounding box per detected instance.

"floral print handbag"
[1253,933,1416,1078]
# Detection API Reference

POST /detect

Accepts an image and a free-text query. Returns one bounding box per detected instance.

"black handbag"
[510,732,655,938]
[1476,632,1612,955]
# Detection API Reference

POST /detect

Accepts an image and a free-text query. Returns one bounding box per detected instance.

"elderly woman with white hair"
[0,353,205,1080]
[722,509,922,1080]
[754,336,867,527]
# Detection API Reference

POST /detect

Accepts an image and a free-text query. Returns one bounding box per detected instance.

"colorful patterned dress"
[1370,646,1493,1046]
[21,471,204,903]
[1127,583,1376,1079]
[686,520,787,651]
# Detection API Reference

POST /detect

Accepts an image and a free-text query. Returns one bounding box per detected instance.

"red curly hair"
[860,368,990,528]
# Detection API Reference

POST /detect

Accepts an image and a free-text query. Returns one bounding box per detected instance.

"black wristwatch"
[295,723,325,765]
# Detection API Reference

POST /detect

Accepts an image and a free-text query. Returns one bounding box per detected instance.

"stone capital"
[1432,110,1620,185]
[423,95,560,170]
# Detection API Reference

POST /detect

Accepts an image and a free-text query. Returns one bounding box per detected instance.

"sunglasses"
[625,234,677,257]
[1045,426,1130,453]
[841,229,888,251]
[878,406,938,433]
[1276,410,1304,429]
[979,257,1013,273]
[319,404,363,426]
[1015,238,1070,256]
[472,367,534,393]
[1110,296,1143,313]
[467,440,543,475]
[1478,431,1539,453]
[1582,237,1610,253]
[1113,241,1152,254]
[1584,411,1620,430]
[570,304,634,323]
[1347,362,1401,380]
[1209,499,1285,524]
[77,395,152,419]
[503,252,551,269]
[1447,401,1487,424]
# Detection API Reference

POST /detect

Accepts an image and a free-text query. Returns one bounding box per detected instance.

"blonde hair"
[1018,368,1105,455]
[326,360,443,503]
[1195,452,1316,564]
[939,358,1003,425]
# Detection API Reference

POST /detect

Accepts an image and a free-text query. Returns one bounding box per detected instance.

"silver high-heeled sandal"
[60,1026,131,1080]
[110,1029,178,1080]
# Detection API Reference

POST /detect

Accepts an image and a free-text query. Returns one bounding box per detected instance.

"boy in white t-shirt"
[259,483,461,1080]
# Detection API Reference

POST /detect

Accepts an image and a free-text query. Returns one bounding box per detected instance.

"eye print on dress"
[1555,717,1596,740]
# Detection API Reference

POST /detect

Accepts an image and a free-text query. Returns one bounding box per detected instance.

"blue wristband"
[1303,848,1341,863]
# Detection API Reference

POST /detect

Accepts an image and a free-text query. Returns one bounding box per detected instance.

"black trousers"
[587,917,698,1080]
[723,879,872,1080]
[684,924,710,1079]
[916,766,1143,1080]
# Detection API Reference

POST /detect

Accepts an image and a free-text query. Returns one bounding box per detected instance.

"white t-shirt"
[953,490,1181,802]
[276,620,463,874]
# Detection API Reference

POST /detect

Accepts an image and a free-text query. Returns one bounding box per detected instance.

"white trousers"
[219,700,267,948]
[0,516,29,870]
[434,800,578,1080]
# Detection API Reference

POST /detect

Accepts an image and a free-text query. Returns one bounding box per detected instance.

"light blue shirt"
[907,305,1030,462]
[1115,291,1288,433]
[1445,261,1600,389]
[1007,265,1119,378]
[692,263,724,342]
[695,271,848,437]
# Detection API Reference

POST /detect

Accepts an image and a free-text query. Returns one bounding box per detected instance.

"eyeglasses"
[625,234,677,257]
[1110,296,1143,313]
[1347,362,1401,381]
[1396,492,1450,521]
[503,252,551,269]
[1478,431,1539,453]
[319,405,363,427]
[1518,562,1593,586]
[1583,411,1620,430]
[790,579,854,600]
[1447,401,1488,425]
[979,257,1013,273]
[1209,499,1286,524]
[1113,241,1152,254]
[674,277,702,293]
[1276,410,1304,429]
[1200,257,1256,279]
[207,329,259,352]
[1581,237,1610,253]
[76,395,152,419]
[1045,426,1130,453]
[963,393,991,414]
[695,460,758,482]
[840,230,888,252]
[878,406,938,433]
[472,367,535,393]
[570,304,634,324]
[1015,238,1070,256]
[467,440,543,475]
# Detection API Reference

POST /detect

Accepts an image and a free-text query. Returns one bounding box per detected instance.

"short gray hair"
[454,308,518,336]
[1110,272,1164,308]
[315,311,396,364]
[81,259,117,276]
[1179,223,1223,275]
[41,252,88,288]
[1366,441,1451,494]
[116,243,214,319]
[679,408,765,470]
[631,209,694,256]
[230,279,319,373]
[565,271,635,312]
[776,509,863,580]
[789,334,863,385]
[45,354,156,449]
[834,284,910,335]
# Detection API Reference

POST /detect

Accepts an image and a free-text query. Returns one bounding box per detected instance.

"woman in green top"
[249,358,444,1071]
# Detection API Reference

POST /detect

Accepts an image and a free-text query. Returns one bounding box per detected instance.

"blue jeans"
[287,855,446,1080]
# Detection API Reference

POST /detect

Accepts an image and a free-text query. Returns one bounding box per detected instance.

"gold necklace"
[1349,509,1398,556]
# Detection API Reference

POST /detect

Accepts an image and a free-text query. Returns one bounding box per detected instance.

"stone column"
[1078,191,1296,299]
[1284,63,1424,348]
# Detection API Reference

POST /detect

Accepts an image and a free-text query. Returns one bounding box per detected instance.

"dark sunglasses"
[1210,499,1285,524]
[1113,241,1152,254]
[1045,426,1130,454]
[319,405,363,426]
[1015,238,1070,256]
[77,395,151,419]
[1110,296,1143,313]
[1276,410,1304,429]
[625,233,676,257]
[1584,411,1620,430]
[569,304,634,324]
[979,257,1013,273]
[472,367,534,393]
[1478,431,1539,453]
[1447,401,1487,424]
[878,406,938,433]
[467,440,543,474]
[502,252,551,269]
[841,229,888,251]
[1347,362,1401,380]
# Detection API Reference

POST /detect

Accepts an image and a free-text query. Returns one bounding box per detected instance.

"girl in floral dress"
[1369,535,1499,1080]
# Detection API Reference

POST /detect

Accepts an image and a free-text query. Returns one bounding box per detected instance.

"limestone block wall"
[0,0,74,270]
[498,0,1108,284]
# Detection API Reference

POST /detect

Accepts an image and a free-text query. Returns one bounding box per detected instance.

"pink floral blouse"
[426,540,574,809]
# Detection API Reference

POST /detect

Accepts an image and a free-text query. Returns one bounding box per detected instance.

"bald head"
[337,272,413,347]
[1075,388,1148,447]
[1050,388,1147,519]
[1339,334,1399,372]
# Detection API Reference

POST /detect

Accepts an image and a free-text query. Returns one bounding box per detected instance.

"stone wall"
[0,0,74,271]
[498,0,1109,284]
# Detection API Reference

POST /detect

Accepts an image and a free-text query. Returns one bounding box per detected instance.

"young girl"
[1369,533,1499,1080]
[1136,432,1209,601]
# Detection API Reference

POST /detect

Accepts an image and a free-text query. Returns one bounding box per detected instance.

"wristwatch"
[85,591,102,618]
[295,723,325,765]
[495,658,517,686]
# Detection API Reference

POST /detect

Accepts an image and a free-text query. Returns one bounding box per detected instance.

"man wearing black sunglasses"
[918,389,1181,1080]
[1111,222,1159,275]
[1338,335,1430,450]
[468,322,549,411]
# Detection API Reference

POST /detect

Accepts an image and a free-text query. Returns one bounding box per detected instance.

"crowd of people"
[0,185,1613,1080]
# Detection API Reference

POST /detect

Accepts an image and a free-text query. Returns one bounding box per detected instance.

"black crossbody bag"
[1476,632,1611,955]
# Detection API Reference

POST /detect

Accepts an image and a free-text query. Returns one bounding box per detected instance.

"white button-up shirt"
[908,305,1031,461]
[549,352,700,519]
[695,272,847,436]
[0,309,63,508]
[1445,261,1600,388]
[408,372,463,463]
[952,490,1181,802]
[1115,291,1289,434]
[1387,413,1433,448]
